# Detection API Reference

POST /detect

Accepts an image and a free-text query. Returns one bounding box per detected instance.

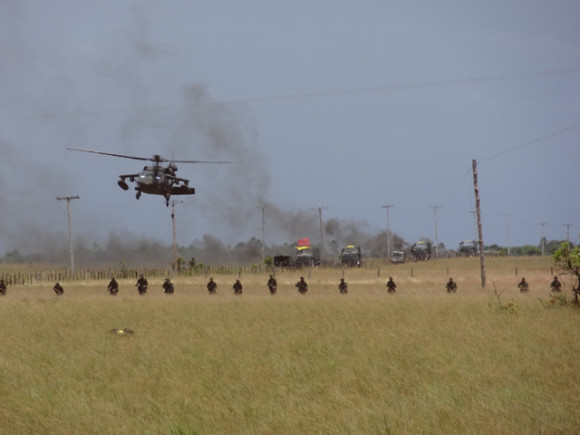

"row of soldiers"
[0,275,567,297]
[517,276,562,293]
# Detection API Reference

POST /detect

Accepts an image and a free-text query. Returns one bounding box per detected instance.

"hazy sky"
[1,0,579,256]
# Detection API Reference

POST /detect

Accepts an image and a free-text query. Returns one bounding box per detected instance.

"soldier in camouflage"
[267,274,277,295]
[295,277,308,294]
[386,277,397,293]
[338,278,348,294]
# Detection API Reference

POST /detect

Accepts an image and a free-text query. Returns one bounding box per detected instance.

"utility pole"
[501,213,511,256]
[430,205,440,258]
[256,205,268,265]
[470,210,477,240]
[314,206,328,262]
[563,223,573,243]
[472,159,486,288]
[381,204,394,258]
[171,200,184,271]
[538,222,548,256]
[57,195,80,274]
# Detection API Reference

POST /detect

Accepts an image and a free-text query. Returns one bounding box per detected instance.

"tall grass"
[0,257,578,434]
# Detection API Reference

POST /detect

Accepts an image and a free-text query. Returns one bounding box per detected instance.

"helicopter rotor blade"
[67,148,153,162]
[67,148,237,164]
[171,159,236,164]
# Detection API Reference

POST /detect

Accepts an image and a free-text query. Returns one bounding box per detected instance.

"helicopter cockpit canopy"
[138,168,164,184]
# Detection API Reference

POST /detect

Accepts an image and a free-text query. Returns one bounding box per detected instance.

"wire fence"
[0,265,273,286]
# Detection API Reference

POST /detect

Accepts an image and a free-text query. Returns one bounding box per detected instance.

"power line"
[480,121,580,163]
[229,67,580,104]
[3,67,579,123]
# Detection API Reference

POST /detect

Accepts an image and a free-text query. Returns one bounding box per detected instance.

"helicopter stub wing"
[119,173,140,179]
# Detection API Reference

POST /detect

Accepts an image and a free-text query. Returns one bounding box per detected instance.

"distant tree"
[545,239,570,256]
[3,250,24,263]
[511,245,542,256]
[552,242,580,305]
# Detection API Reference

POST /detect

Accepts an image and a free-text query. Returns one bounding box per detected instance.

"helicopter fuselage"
[66,147,230,206]
[119,165,195,205]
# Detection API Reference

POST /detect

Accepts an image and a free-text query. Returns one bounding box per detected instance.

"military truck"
[273,255,292,267]
[339,245,362,267]
[390,250,406,264]
[294,246,321,268]
[458,240,478,256]
[410,241,432,261]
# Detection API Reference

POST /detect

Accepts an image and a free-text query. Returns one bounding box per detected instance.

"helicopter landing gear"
[165,195,171,207]
[136,190,141,200]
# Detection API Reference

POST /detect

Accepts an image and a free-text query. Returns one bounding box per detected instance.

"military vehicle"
[339,245,362,267]
[410,241,432,261]
[458,240,479,256]
[390,250,406,264]
[294,246,321,268]
[273,255,292,267]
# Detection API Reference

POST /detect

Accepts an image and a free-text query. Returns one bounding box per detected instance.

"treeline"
[0,232,569,267]
[484,239,572,257]
[0,233,406,267]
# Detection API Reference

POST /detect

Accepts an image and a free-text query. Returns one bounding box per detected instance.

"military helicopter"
[67,148,232,206]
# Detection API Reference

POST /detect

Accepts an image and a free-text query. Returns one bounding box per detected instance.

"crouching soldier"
[108,277,119,295]
[517,277,529,293]
[163,278,174,294]
[550,276,562,293]
[338,278,348,294]
[295,277,308,294]
[136,274,148,295]
[233,279,243,295]
[267,274,277,295]
[53,282,64,295]
[446,278,457,293]
[207,277,217,295]
[0,279,7,295]
[386,277,397,293]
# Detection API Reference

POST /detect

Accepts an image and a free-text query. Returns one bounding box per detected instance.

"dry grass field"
[0,256,579,434]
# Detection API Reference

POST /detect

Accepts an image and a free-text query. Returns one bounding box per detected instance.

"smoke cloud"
[0,4,408,264]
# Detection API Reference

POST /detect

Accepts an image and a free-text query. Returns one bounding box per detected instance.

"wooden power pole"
[256,205,268,265]
[430,205,440,258]
[57,195,80,274]
[472,160,486,288]
[381,204,394,258]
[171,200,183,271]
[315,206,328,262]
